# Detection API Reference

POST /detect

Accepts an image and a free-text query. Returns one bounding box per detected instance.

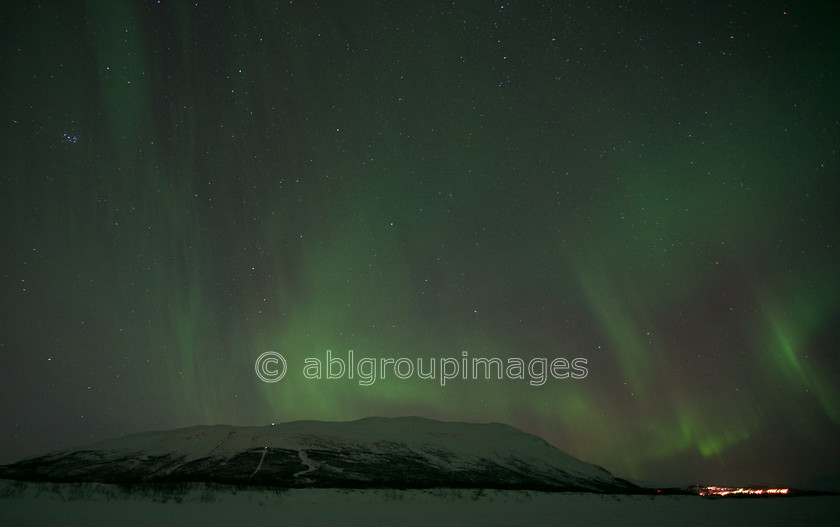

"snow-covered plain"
[2,481,838,527]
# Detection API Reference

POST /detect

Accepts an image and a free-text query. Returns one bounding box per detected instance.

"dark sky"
[1,1,838,488]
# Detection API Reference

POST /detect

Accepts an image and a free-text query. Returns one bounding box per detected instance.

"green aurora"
[1,1,838,487]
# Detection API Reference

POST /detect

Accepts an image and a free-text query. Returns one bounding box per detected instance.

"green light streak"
[754,274,840,424]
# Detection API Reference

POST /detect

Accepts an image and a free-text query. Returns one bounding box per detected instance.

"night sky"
[2,1,839,488]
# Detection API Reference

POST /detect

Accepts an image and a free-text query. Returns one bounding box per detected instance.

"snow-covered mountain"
[0,417,637,492]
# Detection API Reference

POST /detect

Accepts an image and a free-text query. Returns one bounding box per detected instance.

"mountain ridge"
[0,416,638,493]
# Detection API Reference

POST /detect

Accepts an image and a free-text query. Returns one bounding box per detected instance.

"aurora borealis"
[1,1,838,488]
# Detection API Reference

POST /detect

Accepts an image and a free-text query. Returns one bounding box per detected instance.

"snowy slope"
[0,417,636,492]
